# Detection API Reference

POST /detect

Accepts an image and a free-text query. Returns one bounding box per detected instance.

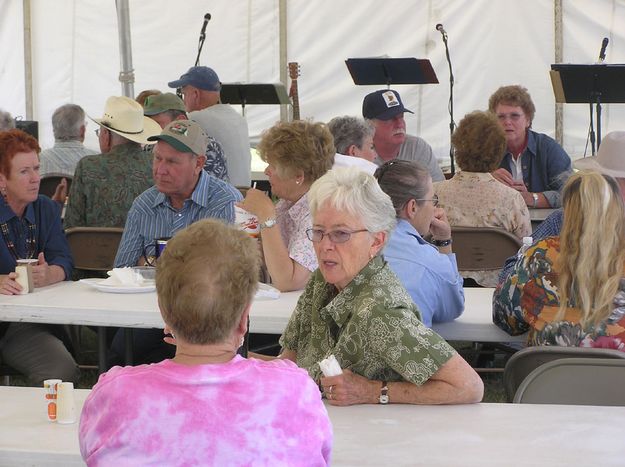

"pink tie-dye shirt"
[79,356,332,466]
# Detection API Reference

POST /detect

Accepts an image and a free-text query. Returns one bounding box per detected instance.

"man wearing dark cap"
[363,89,444,182]
[111,119,242,367]
[168,66,251,187]
[143,92,229,181]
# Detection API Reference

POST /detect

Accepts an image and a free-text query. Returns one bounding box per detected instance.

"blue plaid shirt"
[114,171,242,267]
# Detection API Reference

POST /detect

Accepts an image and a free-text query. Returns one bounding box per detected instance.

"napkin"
[255,283,281,300]
[319,354,343,377]
[100,267,146,287]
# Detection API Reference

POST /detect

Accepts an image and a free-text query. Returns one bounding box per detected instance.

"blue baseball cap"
[168,66,221,92]
[362,89,413,120]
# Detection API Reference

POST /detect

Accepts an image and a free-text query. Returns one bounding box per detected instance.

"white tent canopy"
[1,0,625,167]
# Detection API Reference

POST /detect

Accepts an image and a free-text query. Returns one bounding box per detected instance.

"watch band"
[432,238,452,247]
[260,218,277,230]
[379,381,389,404]
[531,192,539,208]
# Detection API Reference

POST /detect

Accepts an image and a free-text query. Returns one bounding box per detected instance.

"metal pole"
[279,0,288,122]
[115,0,135,98]
[22,0,34,120]
[554,0,563,145]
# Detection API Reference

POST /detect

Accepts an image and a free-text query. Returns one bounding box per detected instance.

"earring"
[238,336,245,348]
[295,180,301,185]
[0,187,7,201]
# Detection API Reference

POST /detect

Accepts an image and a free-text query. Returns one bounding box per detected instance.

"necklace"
[0,219,36,261]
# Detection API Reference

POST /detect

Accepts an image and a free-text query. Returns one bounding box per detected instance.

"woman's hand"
[0,273,23,295]
[31,252,64,287]
[429,208,452,240]
[237,188,276,223]
[491,168,514,187]
[320,369,378,406]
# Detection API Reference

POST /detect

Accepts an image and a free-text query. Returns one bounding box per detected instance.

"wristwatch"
[379,381,389,404]
[531,193,539,208]
[432,238,452,247]
[260,218,277,230]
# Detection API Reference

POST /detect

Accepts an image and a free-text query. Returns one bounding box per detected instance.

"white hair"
[308,167,396,236]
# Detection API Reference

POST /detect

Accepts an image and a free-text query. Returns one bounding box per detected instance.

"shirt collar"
[0,197,36,224]
[278,193,309,222]
[395,218,429,245]
[451,171,497,182]
[152,170,212,210]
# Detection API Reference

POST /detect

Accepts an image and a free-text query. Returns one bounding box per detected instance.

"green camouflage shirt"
[64,143,153,228]
[280,256,456,384]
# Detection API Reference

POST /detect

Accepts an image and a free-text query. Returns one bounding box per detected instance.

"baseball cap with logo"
[167,66,221,92]
[362,89,414,121]
[143,93,186,116]
[147,120,209,156]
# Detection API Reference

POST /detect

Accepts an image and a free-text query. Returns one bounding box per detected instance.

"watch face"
[379,394,389,404]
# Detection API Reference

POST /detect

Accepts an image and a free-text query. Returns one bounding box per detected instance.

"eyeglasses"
[415,193,439,206]
[306,228,369,244]
[496,112,524,122]
[374,160,399,182]
[94,128,100,137]
[176,87,184,99]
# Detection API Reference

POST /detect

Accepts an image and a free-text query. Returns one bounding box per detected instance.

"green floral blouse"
[280,256,456,384]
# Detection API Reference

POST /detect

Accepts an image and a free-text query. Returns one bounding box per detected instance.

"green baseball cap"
[147,120,208,156]
[143,93,186,116]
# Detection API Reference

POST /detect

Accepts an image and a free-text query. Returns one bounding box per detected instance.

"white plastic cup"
[235,206,260,238]
[56,382,77,424]
[15,259,37,294]
[43,379,62,422]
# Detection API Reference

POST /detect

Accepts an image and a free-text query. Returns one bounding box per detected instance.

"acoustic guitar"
[288,62,301,121]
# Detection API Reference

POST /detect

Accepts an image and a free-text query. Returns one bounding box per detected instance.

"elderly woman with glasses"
[278,167,483,406]
[376,160,464,328]
[488,85,572,208]
[435,111,532,286]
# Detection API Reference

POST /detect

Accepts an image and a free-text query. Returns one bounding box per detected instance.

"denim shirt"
[499,130,572,207]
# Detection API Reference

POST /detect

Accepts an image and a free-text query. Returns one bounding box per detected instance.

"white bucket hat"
[89,96,161,145]
[575,131,625,178]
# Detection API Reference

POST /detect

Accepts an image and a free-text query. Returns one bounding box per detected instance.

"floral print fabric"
[493,236,625,351]
[280,256,456,384]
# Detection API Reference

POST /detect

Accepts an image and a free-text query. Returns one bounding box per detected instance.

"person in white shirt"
[328,116,378,175]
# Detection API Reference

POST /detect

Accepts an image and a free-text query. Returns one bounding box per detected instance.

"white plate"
[79,278,156,294]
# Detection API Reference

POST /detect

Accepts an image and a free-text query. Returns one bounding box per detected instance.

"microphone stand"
[441,30,456,175]
[194,23,207,66]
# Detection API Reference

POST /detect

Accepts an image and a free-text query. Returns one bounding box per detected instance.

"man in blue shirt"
[110,120,242,366]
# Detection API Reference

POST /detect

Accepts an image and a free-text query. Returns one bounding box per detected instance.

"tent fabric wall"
[1,0,624,166]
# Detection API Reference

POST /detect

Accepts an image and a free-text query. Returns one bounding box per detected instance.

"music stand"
[220,83,290,116]
[550,64,625,153]
[345,58,438,87]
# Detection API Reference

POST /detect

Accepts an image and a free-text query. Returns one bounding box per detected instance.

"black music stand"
[220,83,290,116]
[550,64,625,153]
[345,57,438,87]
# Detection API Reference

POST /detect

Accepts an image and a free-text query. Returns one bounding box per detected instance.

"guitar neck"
[291,81,300,121]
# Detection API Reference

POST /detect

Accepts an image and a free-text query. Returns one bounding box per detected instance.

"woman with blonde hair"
[238,120,334,291]
[493,170,625,349]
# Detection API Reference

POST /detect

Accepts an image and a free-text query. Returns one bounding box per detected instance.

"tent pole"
[22,0,33,120]
[279,0,288,122]
[115,0,135,98]
[554,0,563,145]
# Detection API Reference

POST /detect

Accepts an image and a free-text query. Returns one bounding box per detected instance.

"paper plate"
[79,278,156,294]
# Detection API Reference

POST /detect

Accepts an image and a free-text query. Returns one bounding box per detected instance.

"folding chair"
[504,346,625,402]
[451,226,522,272]
[514,357,625,405]
[39,173,73,198]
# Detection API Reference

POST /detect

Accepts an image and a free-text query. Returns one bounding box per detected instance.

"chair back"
[504,346,625,402]
[39,173,73,198]
[451,226,522,271]
[513,357,625,405]
[64,227,124,271]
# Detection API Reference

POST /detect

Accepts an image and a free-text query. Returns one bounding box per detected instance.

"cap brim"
[167,78,187,89]
[147,134,194,154]
[88,115,162,146]
[374,107,414,121]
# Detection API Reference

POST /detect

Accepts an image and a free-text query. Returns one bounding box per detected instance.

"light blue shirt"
[383,219,465,327]
[114,170,242,267]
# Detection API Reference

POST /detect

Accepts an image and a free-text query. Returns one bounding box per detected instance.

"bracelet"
[531,192,539,208]
[432,238,452,247]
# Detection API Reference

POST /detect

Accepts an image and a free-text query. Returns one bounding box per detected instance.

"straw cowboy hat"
[575,131,625,179]
[89,96,161,145]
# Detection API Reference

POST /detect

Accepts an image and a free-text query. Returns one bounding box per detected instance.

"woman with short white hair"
[279,167,483,406]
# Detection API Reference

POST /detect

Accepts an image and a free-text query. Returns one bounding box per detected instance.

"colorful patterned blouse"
[280,256,456,384]
[275,194,317,272]
[493,236,625,351]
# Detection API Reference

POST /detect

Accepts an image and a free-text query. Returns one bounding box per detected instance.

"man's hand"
[51,178,68,203]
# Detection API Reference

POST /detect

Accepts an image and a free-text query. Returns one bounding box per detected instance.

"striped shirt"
[39,141,98,177]
[114,170,242,267]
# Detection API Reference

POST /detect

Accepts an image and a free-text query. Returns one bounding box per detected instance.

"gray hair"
[327,116,374,154]
[375,160,431,217]
[308,167,396,237]
[0,110,15,131]
[52,104,85,141]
